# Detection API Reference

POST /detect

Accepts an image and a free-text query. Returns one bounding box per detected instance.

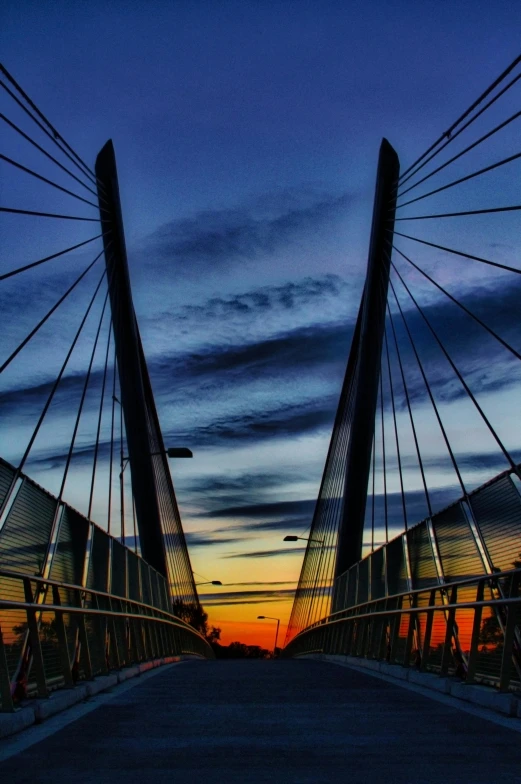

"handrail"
[318,566,521,625]
[0,567,202,636]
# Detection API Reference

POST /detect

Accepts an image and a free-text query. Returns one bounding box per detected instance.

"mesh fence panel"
[470,475,521,572]
[0,479,56,576]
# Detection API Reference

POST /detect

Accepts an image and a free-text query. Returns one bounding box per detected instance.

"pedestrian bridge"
[1,54,521,783]
[1,658,520,783]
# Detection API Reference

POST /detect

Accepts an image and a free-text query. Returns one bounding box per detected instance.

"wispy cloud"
[198,588,296,605]
[223,546,307,559]
[145,192,352,273]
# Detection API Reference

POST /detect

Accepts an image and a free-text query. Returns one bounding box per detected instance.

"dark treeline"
[210,640,272,659]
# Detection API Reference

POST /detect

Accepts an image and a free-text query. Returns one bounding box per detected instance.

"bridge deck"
[2,660,520,783]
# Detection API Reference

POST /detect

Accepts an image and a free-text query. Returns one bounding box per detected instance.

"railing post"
[499,573,519,692]
[389,596,402,662]
[51,585,74,688]
[75,590,92,680]
[440,585,458,676]
[466,581,484,684]
[335,139,400,575]
[23,578,47,698]
[0,626,14,712]
[420,589,436,672]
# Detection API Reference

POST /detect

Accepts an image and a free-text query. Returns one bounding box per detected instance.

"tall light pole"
[283,535,325,627]
[257,615,280,657]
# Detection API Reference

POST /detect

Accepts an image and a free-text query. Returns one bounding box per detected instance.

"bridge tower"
[335,139,400,575]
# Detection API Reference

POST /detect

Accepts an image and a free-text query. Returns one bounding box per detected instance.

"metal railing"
[283,568,521,694]
[0,568,213,712]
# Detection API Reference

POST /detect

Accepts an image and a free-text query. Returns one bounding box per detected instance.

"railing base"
[297,653,521,719]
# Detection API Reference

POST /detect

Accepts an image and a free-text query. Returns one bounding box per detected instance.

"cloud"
[184,531,248,547]
[160,275,347,323]
[207,498,316,520]
[145,192,352,272]
[223,546,307,559]
[198,588,296,605]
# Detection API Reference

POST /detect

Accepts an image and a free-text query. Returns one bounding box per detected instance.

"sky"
[1,1,520,649]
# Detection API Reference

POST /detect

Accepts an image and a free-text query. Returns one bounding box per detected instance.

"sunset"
[1,1,520,780]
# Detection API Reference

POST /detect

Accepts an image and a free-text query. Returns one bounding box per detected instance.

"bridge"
[1,55,521,781]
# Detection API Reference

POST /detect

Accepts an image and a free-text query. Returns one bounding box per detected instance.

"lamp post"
[283,535,325,627]
[195,581,222,586]
[257,615,280,657]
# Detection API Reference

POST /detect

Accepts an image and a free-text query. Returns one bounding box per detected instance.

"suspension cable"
[393,246,521,359]
[398,70,521,189]
[386,305,433,516]
[398,53,521,181]
[17,269,107,472]
[108,348,117,536]
[396,152,521,210]
[398,109,521,199]
[389,260,518,473]
[394,205,521,221]
[0,234,106,281]
[392,230,521,274]
[384,328,408,530]
[371,430,376,552]
[0,206,100,221]
[1,64,98,176]
[0,78,102,192]
[0,154,103,210]
[1,113,104,202]
[380,370,388,544]
[1,246,108,373]
[87,320,112,520]
[58,291,110,500]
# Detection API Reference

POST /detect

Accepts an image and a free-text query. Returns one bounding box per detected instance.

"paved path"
[2,659,521,783]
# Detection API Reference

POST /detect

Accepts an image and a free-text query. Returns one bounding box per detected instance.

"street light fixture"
[195,580,222,586]
[283,535,325,627]
[257,615,281,657]
[283,535,323,543]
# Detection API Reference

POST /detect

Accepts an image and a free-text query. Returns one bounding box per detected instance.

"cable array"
[286,53,521,645]
[0,63,198,611]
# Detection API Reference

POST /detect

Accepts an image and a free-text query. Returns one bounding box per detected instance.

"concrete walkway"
[1,659,520,783]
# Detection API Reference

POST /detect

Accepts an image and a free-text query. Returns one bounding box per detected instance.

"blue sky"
[1,1,520,645]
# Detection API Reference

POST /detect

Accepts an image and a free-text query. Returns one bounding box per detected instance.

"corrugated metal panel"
[333,572,348,612]
[369,548,385,600]
[127,550,141,603]
[407,521,438,590]
[357,558,369,605]
[470,474,521,572]
[140,559,152,606]
[346,564,357,608]
[385,535,408,596]
[432,502,485,582]
[0,460,15,510]
[111,539,127,598]
[157,573,170,612]
[150,569,160,609]
[50,506,89,587]
[0,479,57,575]
[86,526,110,593]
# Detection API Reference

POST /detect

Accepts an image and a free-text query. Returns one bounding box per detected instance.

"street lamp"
[257,615,280,657]
[283,535,323,543]
[195,580,222,586]
[283,535,325,627]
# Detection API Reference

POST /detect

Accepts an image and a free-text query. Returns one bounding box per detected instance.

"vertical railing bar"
[466,580,484,684]
[51,585,74,687]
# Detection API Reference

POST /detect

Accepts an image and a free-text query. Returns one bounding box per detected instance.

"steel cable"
[17,268,107,473]
[0,246,109,373]
[392,245,521,359]
[398,53,521,182]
